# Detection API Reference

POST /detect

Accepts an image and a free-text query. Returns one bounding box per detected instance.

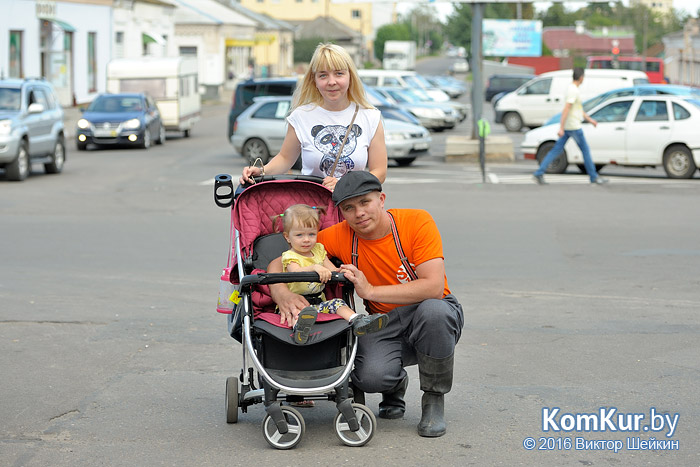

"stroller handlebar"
[239,271,350,289]
[214,173,327,208]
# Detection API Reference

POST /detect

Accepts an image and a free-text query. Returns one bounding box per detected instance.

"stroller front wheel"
[225,376,239,424]
[334,403,376,447]
[262,406,305,450]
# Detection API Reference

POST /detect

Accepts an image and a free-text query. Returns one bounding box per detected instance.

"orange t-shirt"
[318,209,451,314]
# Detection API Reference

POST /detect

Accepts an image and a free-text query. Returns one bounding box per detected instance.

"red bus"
[587,56,666,84]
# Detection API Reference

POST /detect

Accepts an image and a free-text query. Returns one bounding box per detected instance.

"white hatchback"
[521,95,700,178]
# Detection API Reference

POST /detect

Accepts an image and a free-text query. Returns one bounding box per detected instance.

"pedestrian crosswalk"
[384,166,700,186]
[200,166,699,187]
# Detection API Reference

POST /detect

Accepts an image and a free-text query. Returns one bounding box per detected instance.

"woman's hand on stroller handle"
[239,165,262,186]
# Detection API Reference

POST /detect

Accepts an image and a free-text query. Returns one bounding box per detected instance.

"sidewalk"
[62,88,232,139]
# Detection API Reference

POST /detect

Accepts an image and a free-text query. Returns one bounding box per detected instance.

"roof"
[172,0,256,27]
[287,16,361,41]
[543,27,636,54]
[219,1,295,31]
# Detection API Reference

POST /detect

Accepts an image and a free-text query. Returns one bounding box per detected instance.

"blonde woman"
[240,43,387,191]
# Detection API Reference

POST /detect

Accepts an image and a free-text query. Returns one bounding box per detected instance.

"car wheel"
[242,138,270,164]
[77,141,87,151]
[6,139,30,181]
[45,137,65,174]
[183,129,191,138]
[156,124,166,145]
[503,112,523,132]
[141,129,151,149]
[663,145,696,179]
[395,157,416,167]
[536,141,568,174]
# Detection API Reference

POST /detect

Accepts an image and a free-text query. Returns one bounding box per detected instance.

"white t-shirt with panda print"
[286,103,381,178]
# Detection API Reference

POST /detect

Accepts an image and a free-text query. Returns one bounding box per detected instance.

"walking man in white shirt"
[533,67,608,185]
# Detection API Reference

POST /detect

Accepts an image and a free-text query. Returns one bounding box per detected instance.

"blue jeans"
[534,129,598,181]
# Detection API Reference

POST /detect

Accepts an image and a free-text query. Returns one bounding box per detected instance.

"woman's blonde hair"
[292,43,373,111]
[272,204,327,234]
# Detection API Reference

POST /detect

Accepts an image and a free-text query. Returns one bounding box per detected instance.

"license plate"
[413,142,429,150]
[94,129,117,137]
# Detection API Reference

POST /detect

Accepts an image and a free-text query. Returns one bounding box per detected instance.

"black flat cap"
[332,171,382,205]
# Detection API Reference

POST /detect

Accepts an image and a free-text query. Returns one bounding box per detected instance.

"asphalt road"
[1,74,699,466]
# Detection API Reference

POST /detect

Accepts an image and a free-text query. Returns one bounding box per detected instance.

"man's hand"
[558,127,565,138]
[275,287,310,327]
[338,264,375,300]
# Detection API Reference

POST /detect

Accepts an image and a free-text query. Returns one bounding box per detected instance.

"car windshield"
[403,74,432,88]
[365,87,391,106]
[385,89,413,104]
[0,88,21,111]
[89,96,143,113]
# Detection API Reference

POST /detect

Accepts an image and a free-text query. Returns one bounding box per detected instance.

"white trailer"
[107,57,201,137]
[382,41,417,71]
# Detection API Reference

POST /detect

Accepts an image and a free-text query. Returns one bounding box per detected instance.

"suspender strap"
[387,211,419,280]
[350,211,418,281]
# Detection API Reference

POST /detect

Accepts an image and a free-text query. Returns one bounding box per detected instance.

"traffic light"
[611,44,620,68]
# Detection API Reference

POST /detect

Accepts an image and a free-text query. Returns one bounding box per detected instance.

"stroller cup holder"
[214,174,234,208]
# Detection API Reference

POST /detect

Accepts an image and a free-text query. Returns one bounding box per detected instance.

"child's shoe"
[294,306,318,344]
[351,313,388,336]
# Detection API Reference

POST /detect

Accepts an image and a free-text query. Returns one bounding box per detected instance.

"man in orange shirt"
[269,171,464,438]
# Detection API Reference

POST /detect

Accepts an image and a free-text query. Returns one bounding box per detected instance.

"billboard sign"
[483,19,542,57]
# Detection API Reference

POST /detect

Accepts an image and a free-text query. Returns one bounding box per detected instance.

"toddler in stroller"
[214,174,377,449]
[275,203,388,344]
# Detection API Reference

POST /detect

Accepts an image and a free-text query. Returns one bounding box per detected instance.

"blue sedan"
[76,93,165,150]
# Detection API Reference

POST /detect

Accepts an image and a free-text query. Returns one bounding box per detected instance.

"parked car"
[364,86,422,126]
[357,70,451,103]
[76,93,165,150]
[0,78,66,181]
[495,69,649,132]
[485,74,535,102]
[543,84,700,125]
[227,77,299,140]
[230,96,431,167]
[521,95,700,178]
[424,75,466,98]
[373,87,457,131]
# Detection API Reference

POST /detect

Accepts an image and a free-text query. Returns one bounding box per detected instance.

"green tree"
[294,37,329,63]
[374,23,411,61]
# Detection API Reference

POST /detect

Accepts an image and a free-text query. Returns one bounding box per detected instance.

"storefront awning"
[142,32,166,46]
[39,17,76,32]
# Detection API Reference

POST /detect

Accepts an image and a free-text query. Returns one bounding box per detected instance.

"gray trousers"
[351,294,464,394]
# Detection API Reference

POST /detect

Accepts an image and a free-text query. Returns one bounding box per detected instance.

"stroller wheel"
[334,403,376,447]
[225,377,239,424]
[262,406,305,450]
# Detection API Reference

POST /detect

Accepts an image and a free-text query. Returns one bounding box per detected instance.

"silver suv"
[0,78,66,181]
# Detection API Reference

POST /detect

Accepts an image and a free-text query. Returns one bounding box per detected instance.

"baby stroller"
[214,174,376,449]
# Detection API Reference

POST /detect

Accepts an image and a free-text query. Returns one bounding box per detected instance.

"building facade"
[238,0,373,63]
[662,19,700,86]
[1,0,113,106]
[112,0,178,59]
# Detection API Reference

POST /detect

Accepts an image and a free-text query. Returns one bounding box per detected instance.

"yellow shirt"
[281,243,327,296]
[564,83,583,130]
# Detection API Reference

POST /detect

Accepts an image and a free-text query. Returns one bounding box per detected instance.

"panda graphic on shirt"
[311,123,362,178]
